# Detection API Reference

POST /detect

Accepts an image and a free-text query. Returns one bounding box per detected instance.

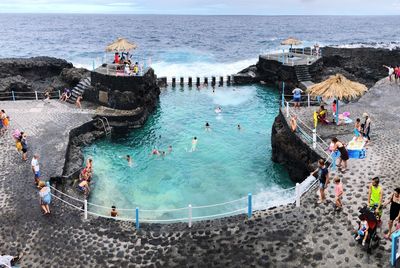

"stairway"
[67,77,91,104]
[294,65,312,82]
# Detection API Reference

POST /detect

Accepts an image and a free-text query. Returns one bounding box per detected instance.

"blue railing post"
[281,81,285,107]
[391,231,400,266]
[247,193,252,218]
[12,91,15,101]
[135,207,140,230]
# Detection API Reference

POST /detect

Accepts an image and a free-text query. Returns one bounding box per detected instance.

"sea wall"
[0,57,88,94]
[271,110,322,182]
[87,68,160,111]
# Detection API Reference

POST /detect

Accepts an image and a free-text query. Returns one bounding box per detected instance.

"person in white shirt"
[31,154,40,185]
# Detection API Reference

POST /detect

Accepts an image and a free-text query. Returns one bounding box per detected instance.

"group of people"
[312,157,400,243]
[113,52,141,76]
[59,88,83,108]
[383,65,400,82]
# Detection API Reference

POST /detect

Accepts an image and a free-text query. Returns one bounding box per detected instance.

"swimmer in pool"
[161,151,166,158]
[237,124,241,130]
[126,155,132,165]
[168,145,173,153]
[205,122,211,131]
[215,107,222,113]
[151,148,160,156]
[191,137,198,152]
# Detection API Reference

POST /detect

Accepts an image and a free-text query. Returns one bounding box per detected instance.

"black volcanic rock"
[0,75,32,92]
[0,57,87,94]
[60,67,90,85]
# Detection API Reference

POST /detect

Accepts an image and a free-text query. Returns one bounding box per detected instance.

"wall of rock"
[271,111,323,183]
[0,57,88,94]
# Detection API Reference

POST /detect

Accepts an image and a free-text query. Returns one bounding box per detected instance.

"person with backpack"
[38,181,51,215]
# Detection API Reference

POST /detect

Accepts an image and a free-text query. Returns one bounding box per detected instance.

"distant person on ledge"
[113,52,120,64]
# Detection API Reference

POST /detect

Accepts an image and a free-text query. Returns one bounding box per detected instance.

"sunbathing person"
[317,105,329,124]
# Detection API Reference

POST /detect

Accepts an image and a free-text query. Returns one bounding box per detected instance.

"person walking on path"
[31,154,40,185]
[20,132,28,161]
[38,181,51,215]
[292,87,303,108]
[311,159,330,204]
[368,177,383,219]
[362,113,371,144]
[334,176,344,211]
[383,187,400,239]
[331,137,349,172]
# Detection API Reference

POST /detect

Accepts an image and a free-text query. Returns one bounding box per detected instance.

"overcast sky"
[1,0,400,15]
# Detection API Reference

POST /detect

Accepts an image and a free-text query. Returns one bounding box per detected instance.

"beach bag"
[12,129,21,140]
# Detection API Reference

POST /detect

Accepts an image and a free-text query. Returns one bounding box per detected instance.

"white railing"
[48,176,316,229]
[0,90,60,101]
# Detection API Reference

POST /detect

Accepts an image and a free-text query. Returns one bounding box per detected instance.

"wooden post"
[196,77,200,87]
[180,77,184,86]
[188,77,192,87]
[227,75,231,85]
[204,77,208,86]
[172,77,176,87]
[219,76,223,87]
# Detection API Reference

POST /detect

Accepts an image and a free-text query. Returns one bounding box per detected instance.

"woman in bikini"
[331,137,349,172]
[383,188,400,239]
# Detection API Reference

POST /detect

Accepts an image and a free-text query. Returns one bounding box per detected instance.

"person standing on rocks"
[31,154,40,185]
[362,113,371,144]
[334,176,344,211]
[383,65,394,82]
[383,187,400,239]
[311,159,330,204]
[292,87,303,108]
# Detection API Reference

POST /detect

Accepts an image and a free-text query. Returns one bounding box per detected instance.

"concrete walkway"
[0,83,397,267]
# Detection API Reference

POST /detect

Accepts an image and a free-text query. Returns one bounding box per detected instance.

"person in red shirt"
[113,53,120,64]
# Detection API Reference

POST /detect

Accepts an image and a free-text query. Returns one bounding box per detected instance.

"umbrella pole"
[336,99,339,126]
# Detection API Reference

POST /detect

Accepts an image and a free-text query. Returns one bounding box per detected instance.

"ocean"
[1,14,400,77]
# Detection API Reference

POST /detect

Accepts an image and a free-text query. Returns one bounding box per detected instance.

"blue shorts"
[34,171,41,178]
[293,97,300,102]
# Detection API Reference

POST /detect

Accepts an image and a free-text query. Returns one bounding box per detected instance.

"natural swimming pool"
[83,85,294,221]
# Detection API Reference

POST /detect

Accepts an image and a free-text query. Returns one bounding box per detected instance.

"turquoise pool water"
[83,85,293,221]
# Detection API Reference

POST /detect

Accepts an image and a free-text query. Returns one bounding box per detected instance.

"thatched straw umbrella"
[307,74,367,125]
[106,37,137,52]
[281,37,302,50]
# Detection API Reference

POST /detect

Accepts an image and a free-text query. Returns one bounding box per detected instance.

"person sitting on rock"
[317,105,329,124]
[60,88,71,102]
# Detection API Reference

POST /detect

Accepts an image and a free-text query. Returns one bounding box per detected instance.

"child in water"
[191,137,198,152]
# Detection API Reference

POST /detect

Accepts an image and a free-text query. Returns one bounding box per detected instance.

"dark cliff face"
[0,57,88,93]
[315,47,400,87]
[271,111,321,183]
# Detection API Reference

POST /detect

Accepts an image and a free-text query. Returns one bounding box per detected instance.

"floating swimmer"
[151,148,160,156]
[191,137,198,152]
[168,145,173,153]
[126,155,132,166]
[205,122,211,131]
[215,107,222,113]
[237,124,241,130]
